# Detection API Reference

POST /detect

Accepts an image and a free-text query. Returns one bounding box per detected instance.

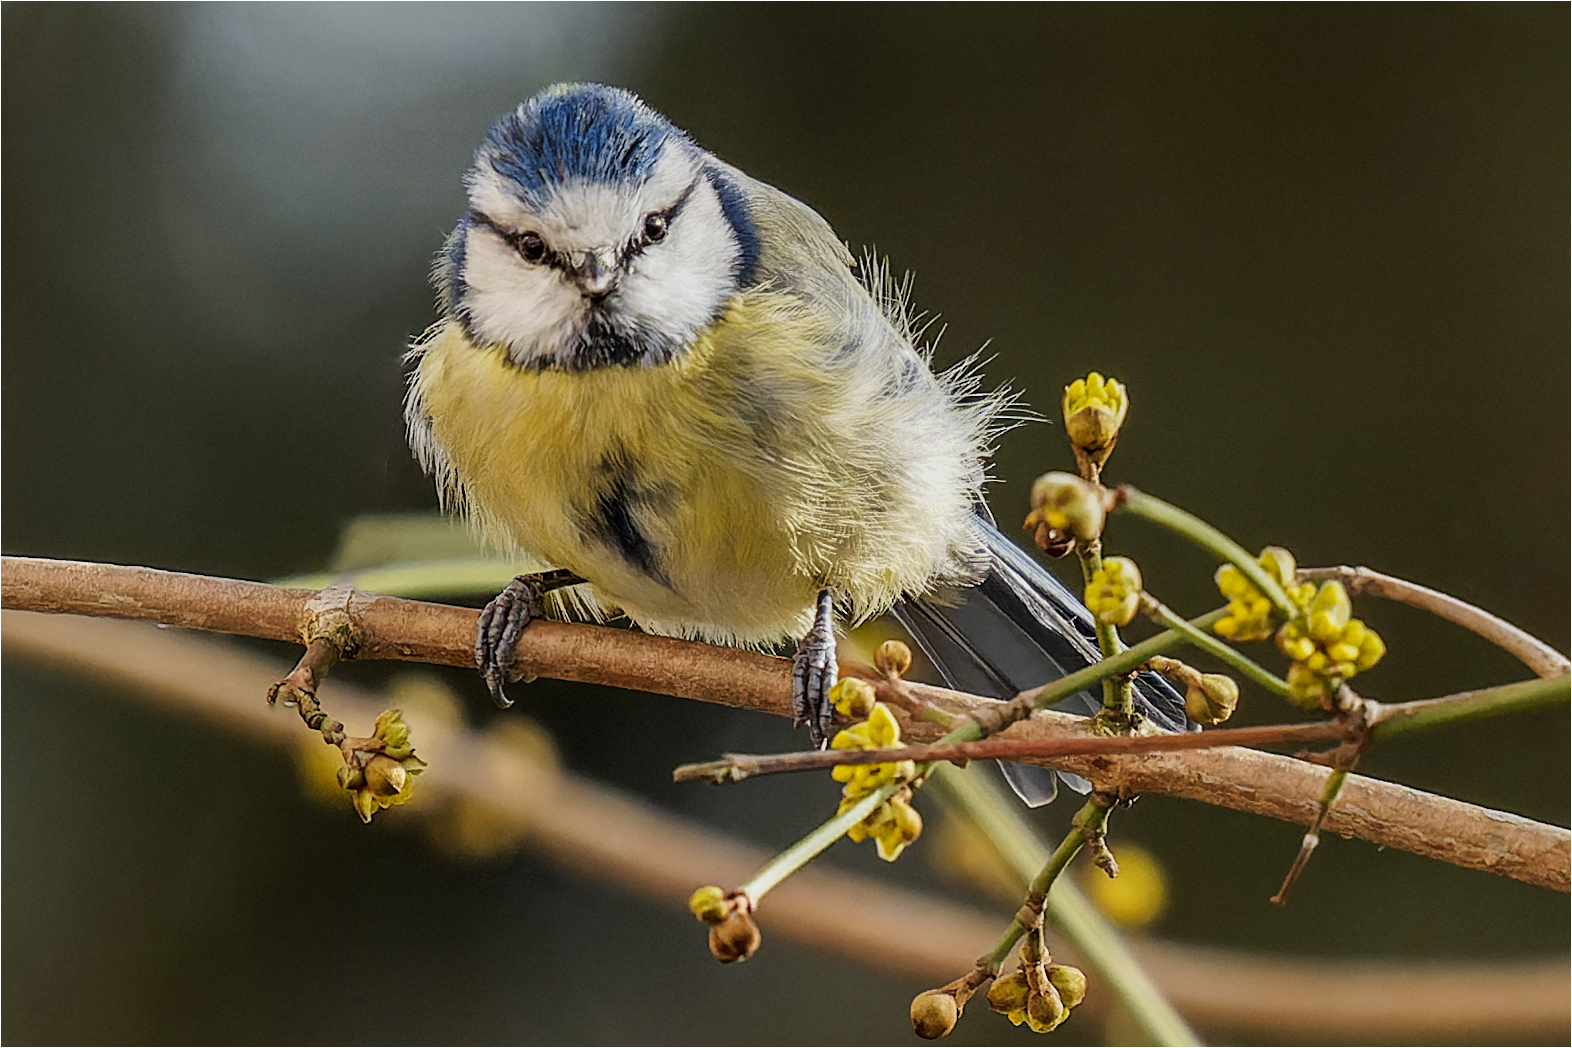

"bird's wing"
[892,513,1193,806]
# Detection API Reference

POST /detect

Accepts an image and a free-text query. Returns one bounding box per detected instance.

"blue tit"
[405,84,1189,797]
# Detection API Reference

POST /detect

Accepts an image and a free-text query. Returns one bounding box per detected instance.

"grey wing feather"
[892,514,1195,806]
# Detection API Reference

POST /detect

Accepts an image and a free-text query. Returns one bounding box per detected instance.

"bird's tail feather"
[891,515,1193,807]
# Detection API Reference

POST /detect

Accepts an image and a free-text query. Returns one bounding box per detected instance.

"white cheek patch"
[463,228,582,363]
[617,183,740,345]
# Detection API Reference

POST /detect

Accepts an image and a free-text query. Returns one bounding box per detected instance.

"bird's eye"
[512,231,547,263]
[643,212,668,243]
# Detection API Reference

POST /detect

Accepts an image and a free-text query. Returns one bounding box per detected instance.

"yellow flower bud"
[1028,472,1106,542]
[1184,673,1239,725]
[688,885,728,925]
[1025,983,1066,1032]
[1062,371,1129,465]
[1257,546,1298,588]
[986,970,1030,1015]
[1047,965,1087,1010]
[829,677,876,719]
[1307,581,1352,643]
[1355,625,1386,671]
[1085,555,1143,627]
[910,990,959,1040]
[1286,662,1334,710]
[866,702,902,745]
[363,753,408,798]
[875,639,913,678]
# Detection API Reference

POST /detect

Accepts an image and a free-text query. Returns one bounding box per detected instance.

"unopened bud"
[910,990,959,1039]
[875,639,913,678]
[1258,546,1297,588]
[829,677,876,719]
[1028,472,1106,542]
[1062,372,1128,467]
[708,909,761,963]
[1025,983,1066,1032]
[363,754,408,798]
[688,885,728,925]
[1184,673,1239,725]
[1047,965,1087,1010]
[986,971,1029,1015]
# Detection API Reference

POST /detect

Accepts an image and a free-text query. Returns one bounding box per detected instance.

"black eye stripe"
[469,210,553,265]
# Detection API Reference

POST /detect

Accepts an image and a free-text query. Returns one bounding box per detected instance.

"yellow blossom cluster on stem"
[338,708,426,823]
[830,702,922,861]
[1084,555,1143,627]
[986,961,1087,1033]
[1277,579,1386,709]
[1213,546,1316,642]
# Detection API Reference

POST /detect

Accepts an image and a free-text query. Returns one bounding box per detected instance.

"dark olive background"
[4,5,1566,1045]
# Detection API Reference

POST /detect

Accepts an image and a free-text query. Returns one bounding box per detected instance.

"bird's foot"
[792,588,839,748]
[475,569,583,708]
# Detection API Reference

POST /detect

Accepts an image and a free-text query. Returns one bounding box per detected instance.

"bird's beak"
[573,250,620,299]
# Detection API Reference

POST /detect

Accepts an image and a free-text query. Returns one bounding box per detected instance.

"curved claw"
[476,575,538,708]
[792,588,839,748]
[475,570,584,708]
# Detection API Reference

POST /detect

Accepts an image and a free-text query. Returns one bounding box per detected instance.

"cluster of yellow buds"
[829,695,922,861]
[1213,546,1316,642]
[1084,556,1143,627]
[985,962,1087,1033]
[337,708,426,823]
[1276,580,1386,708]
[1062,371,1128,473]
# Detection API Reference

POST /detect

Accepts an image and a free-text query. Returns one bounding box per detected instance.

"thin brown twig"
[2,556,1567,891]
[673,720,1349,782]
[3,609,1566,1041]
[1299,564,1570,678]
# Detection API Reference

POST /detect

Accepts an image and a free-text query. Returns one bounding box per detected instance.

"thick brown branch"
[2,555,1566,891]
[1299,564,1570,678]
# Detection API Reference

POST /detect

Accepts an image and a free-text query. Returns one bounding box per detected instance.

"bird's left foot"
[475,568,583,708]
[792,588,839,748]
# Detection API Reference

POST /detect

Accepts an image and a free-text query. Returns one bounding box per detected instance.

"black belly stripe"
[595,474,668,586]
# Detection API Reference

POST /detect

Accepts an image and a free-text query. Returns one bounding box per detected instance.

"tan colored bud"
[910,991,959,1040]
[363,754,408,798]
[1184,673,1239,725]
[1061,372,1129,467]
[1046,964,1087,1010]
[708,910,762,964]
[875,639,913,678]
[1026,983,1066,1032]
[1028,472,1106,542]
[985,971,1029,1014]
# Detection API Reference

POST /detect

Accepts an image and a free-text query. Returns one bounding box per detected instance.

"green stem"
[930,765,1200,1046]
[1147,600,1290,697]
[1118,487,1297,619]
[1370,675,1569,740]
[1019,607,1230,712]
[736,785,893,901]
[1077,544,1134,716]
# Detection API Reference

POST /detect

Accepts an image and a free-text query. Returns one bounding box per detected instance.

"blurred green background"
[3,4,1566,1044]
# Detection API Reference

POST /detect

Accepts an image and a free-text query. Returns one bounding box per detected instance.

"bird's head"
[444,84,758,371]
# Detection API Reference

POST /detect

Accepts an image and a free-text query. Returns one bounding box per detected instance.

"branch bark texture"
[3,555,1567,891]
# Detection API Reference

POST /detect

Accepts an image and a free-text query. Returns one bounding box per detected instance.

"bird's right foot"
[475,569,583,708]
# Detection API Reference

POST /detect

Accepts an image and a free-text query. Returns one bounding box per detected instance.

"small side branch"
[1299,565,1569,678]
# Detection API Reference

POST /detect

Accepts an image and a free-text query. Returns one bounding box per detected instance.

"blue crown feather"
[477,84,688,207]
